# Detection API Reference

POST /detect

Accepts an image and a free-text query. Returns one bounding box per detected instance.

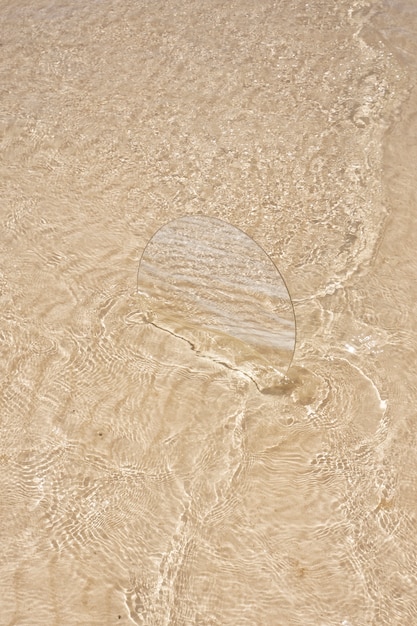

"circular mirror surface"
[137,216,295,390]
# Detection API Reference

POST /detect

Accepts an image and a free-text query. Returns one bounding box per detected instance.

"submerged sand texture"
[1,0,417,624]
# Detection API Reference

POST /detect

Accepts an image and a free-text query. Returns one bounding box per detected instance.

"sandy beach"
[1,0,417,623]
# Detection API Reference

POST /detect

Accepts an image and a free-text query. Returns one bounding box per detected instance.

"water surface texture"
[1,0,417,624]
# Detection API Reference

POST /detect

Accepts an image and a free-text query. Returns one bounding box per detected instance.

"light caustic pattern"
[1,0,417,624]
[137,216,296,391]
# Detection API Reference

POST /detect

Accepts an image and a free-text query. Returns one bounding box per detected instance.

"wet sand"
[1,0,417,624]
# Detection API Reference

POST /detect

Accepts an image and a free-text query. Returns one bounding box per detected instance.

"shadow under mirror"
[137,216,296,392]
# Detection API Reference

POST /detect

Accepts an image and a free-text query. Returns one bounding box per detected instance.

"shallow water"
[1,0,417,624]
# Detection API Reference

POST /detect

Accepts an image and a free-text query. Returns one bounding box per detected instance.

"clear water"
[1,0,417,624]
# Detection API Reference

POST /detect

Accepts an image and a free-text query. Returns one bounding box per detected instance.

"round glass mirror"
[137,216,296,391]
